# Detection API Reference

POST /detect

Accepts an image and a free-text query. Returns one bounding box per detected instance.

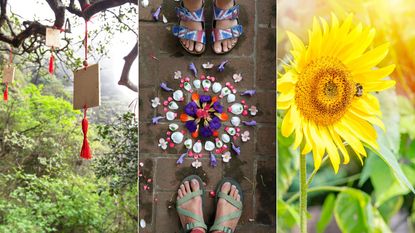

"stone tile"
[153,191,180,233]
[139,158,155,226]
[139,122,185,155]
[256,125,276,156]
[155,158,223,191]
[245,91,276,124]
[256,28,276,91]
[258,0,276,27]
[139,0,163,21]
[255,158,276,225]
[139,87,157,122]
[236,224,276,233]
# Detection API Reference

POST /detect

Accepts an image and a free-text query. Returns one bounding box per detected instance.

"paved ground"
[138,1,276,232]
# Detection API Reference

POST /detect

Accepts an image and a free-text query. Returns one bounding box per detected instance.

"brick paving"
[138,0,276,232]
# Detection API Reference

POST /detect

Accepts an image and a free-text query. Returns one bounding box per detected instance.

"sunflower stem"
[300,153,307,233]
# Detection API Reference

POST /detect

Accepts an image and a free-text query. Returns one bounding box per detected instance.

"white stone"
[140,219,146,228]
[204,141,215,151]
[231,116,241,127]
[173,90,184,101]
[184,139,193,149]
[216,140,223,148]
[226,127,236,136]
[171,132,184,144]
[202,79,212,90]
[221,134,231,143]
[168,101,179,110]
[166,111,176,121]
[169,123,179,131]
[193,79,201,89]
[229,103,244,115]
[184,82,192,92]
[212,82,222,93]
[227,94,236,103]
[193,141,202,153]
[221,87,231,97]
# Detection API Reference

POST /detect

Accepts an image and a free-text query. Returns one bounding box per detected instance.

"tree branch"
[118,42,137,92]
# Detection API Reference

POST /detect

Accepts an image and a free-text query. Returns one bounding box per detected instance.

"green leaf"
[334,188,392,233]
[317,193,335,233]
[277,199,299,231]
[378,196,403,223]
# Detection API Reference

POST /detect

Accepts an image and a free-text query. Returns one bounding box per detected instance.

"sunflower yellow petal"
[346,43,390,71]
[320,126,340,173]
[328,125,350,164]
[349,105,385,131]
[363,80,396,92]
[286,31,305,52]
[281,107,295,137]
[352,64,396,81]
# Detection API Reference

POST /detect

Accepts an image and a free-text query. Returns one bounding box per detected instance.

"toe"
[180,184,187,195]
[195,42,204,52]
[237,194,241,201]
[214,41,222,53]
[178,189,183,199]
[183,39,189,48]
[233,189,239,199]
[227,39,233,50]
[230,185,237,197]
[188,41,195,51]
[222,41,229,53]
[190,179,200,191]
[221,182,232,194]
[184,181,191,193]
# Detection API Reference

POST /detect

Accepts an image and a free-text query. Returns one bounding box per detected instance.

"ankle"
[183,0,203,11]
[215,0,234,9]
[191,227,206,233]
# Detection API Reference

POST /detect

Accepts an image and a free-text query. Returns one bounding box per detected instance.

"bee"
[355,83,363,97]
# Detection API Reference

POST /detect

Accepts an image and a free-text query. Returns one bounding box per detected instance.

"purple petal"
[152,6,161,21]
[160,82,174,92]
[200,95,211,103]
[152,116,165,124]
[200,126,212,138]
[189,62,198,76]
[210,152,218,167]
[176,152,187,164]
[242,120,257,126]
[184,102,198,116]
[217,60,229,72]
[212,102,223,113]
[209,117,221,130]
[185,121,197,132]
[231,142,241,156]
[240,90,256,96]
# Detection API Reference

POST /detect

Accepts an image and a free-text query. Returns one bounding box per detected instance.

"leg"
[211,182,242,232]
[213,0,239,54]
[180,0,205,53]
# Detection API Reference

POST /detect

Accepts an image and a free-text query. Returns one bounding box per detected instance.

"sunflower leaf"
[316,193,335,233]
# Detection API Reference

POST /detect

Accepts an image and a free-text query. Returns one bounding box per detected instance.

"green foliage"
[317,194,335,233]
[0,172,116,233]
[94,112,138,193]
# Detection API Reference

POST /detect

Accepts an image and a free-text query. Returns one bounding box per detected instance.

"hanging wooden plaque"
[73,63,100,110]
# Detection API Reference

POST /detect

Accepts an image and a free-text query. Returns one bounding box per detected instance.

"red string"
[3,83,8,102]
[49,46,54,74]
[80,106,92,159]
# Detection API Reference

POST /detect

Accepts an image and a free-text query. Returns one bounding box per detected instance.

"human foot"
[176,178,207,232]
[210,181,242,233]
[212,0,242,54]
[173,0,206,54]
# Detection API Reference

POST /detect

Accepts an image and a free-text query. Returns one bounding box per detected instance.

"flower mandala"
[152,61,258,168]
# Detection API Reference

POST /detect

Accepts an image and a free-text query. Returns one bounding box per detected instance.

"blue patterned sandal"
[209,178,243,233]
[176,175,208,233]
[211,1,243,55]
[172,1,206,55]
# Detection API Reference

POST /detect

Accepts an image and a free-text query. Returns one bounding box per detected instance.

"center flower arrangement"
[152,61,258,168]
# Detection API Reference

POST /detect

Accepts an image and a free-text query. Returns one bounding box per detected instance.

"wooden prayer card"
[73,64,100,110]
[2,65,15,83]
[45,28,61,48]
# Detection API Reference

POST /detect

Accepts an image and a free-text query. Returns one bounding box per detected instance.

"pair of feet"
[179,0,239,54]
[177,179,241,233]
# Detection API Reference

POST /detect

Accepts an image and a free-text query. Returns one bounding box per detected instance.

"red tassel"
[49,53,54,74]
[80,107,92,159]
[3,84,8,102]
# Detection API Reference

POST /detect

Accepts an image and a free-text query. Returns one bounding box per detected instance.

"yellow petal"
[328,125,350,164]
[349,105,385,131]
[354,94,382,116]
[292,124,303,150]
[281,107,295,137]
[286,31,305,52]
[346,43,390,71]
[334,123,367,158]
[320,126,340,173]
[352,64,396,82]
[362,80,396,92]
[277,99,293,110]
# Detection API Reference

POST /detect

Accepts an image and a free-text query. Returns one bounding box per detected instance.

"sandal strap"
[172,25,207,44]
[176,5,205,22]
[177,189,203,206]
[211,25,243,42]
[213,4,240,20]
[210,225,234,233]
[185,222,208,231]
[217,192,243,209]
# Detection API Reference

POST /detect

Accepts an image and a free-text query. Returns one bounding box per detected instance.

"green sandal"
[210,177,243,233]
[176,175,208,233]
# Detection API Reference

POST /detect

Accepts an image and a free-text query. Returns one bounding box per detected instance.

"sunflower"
[277,13,396,173]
